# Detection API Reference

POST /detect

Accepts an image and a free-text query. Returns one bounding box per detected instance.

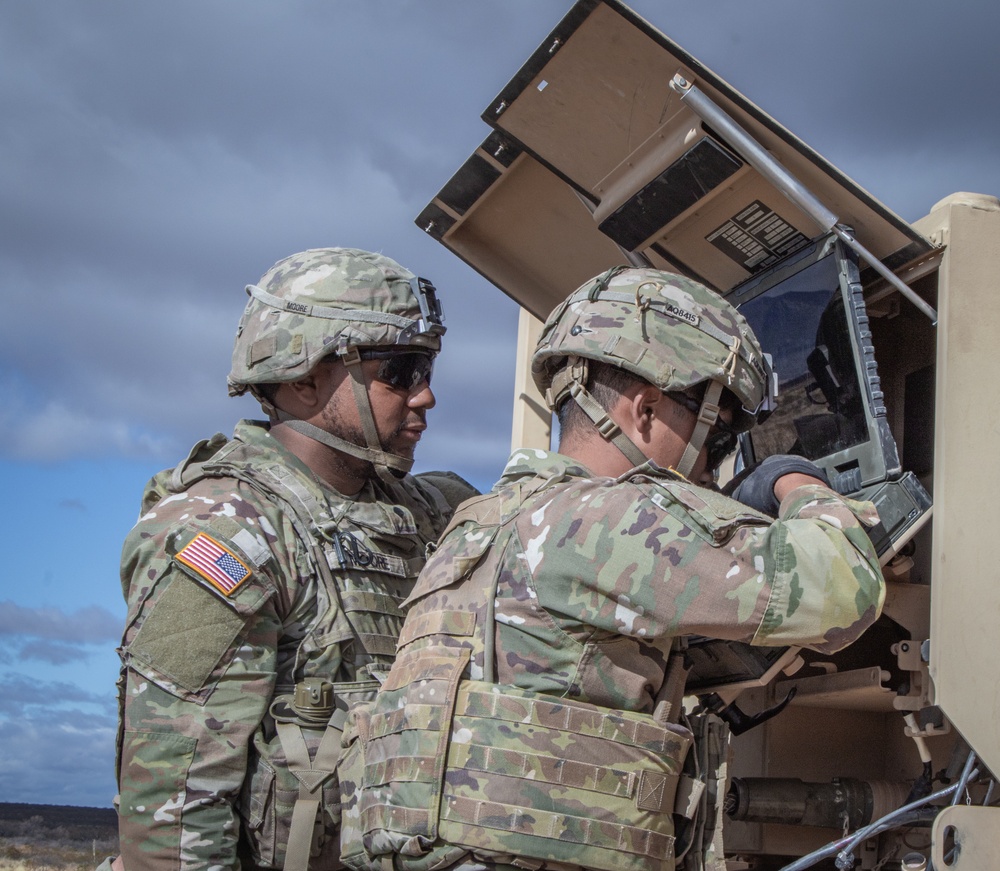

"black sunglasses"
[358,349,435,392]
[666,391,739,471]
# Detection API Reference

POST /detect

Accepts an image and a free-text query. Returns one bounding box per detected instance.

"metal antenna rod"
[669,74,938,324]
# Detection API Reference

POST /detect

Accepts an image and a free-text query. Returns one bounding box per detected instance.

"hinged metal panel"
[418,0,934,319]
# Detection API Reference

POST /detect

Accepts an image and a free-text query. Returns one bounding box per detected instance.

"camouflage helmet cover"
[228,247,444,395]
[532,267,771,431]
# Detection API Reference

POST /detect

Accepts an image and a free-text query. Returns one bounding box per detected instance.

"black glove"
[726,455,831,516]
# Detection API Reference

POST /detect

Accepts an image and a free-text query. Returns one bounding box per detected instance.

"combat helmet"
[532,266,774,478]
[228,247,445,478]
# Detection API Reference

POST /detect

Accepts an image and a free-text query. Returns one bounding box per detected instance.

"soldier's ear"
[278,370,326,414]
[631,386,662,436]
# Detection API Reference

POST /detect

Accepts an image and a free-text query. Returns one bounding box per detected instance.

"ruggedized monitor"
[685,236,932,695]
[727,234,932,560]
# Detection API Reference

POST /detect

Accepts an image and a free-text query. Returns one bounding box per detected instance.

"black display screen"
[737,251,868,464]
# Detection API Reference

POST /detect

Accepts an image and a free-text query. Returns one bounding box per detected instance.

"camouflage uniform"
[339,269,886,871]
[113,249,474,871]
[340,450,883,871]
[115,420,465,870]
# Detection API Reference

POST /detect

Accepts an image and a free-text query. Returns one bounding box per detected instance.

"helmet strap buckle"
[696,399,721,429]
[676,380,725,479]
[546,356,589,411]
[340,345,362,367]
[568,382,648,469]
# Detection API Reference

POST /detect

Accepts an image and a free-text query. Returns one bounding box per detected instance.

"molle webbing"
[338,588,408,658]
[193,439,412,667]
[437,683,689,868]
[356,652,693,871]
[343,472,695,871]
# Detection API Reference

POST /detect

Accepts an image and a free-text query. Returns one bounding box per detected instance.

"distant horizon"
[0,801,115,811]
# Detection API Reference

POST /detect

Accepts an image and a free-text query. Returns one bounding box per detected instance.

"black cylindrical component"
[726,777,909,830]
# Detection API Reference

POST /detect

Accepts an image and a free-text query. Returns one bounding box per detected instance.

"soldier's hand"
[726,455,831,516]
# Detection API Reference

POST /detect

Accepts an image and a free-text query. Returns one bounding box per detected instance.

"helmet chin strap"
[554,359,727,480]
[549,356,649,469]
[568,382,649,469]
[675,380,724,480]
[340,347,414,481]
[255,350,415,482]
[276,417,413,480]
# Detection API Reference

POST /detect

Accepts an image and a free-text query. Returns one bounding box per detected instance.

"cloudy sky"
[2,1,998,808]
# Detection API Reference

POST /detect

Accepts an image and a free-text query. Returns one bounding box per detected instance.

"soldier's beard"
[319,408,416,481]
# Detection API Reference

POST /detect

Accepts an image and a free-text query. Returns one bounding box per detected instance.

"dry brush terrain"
[0,804,117,871]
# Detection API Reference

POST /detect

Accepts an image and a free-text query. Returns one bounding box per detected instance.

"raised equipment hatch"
[416,0,934,321]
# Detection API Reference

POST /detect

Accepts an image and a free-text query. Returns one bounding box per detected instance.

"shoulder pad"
[414,470,480,514]
[139,433,229,516]
[635,477,772,544]
[407,516,502,603]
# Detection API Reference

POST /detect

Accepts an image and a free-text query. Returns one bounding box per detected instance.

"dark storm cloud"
[18,640,98,666]
[0,0,542,471]
[0,674,111,711]
[0,601,120,644]
[0,0,555,278]
[0,704,117,807]
[5,0,996,469]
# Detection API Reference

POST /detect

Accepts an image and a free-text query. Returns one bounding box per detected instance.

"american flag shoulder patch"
[176,532,252,596]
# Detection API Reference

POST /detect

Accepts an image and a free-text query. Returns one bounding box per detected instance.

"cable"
[779,751,984,871]
[781,771,978,871]
[834,770,978,870]
[778,809,938,871]
[949,750,978,806]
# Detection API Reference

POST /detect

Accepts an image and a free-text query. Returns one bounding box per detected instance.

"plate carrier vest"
[340,487,698,871]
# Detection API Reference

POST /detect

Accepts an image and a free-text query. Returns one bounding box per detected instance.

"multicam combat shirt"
[410,448,885,709]
[344,447,885,871]
[115,420,468,871]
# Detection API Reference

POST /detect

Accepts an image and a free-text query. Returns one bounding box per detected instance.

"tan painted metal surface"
[918,193,1000,778]
[931,805,1000,868]
[510,308,551,451]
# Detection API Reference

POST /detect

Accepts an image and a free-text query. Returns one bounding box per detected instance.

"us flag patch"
[176,533,251,596]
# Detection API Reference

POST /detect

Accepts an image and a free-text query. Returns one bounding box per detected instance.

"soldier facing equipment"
[110,248,476,871]
[339,267,886,871]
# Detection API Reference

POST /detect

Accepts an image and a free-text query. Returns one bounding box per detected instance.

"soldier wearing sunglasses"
[340,267,885,871]
[107,249,477,871]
